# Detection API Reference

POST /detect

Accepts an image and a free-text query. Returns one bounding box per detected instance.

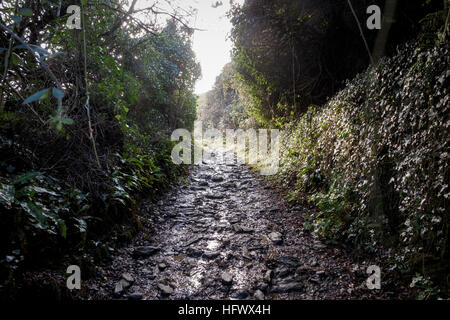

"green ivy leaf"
[10,53,22,66]
[22,88,50,105]
[18,8,33,17]
[12,172,42,185]
[59,221,67,239]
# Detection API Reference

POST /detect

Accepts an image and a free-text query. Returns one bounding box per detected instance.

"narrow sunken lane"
[84,148,395,300]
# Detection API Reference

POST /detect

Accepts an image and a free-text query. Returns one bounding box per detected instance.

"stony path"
[83,148,396,300]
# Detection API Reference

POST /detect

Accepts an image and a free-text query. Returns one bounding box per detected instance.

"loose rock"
[114,282,124,297]
[264,270,273,283]
[221,272,233,285]
[127,292,143,300]
[212,176,224,183]
[203,251,220,259]
[158,263,167,271]
[254,290,265,300]
[268,232,283,245]
[157,283,174,295]
[121,273,134,283]
[271,281,304,293]
[133,246,160,258]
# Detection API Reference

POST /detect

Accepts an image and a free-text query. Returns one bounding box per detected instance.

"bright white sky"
[136,0,244,94]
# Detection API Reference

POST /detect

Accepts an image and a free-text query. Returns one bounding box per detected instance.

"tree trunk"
[372,0,399,63]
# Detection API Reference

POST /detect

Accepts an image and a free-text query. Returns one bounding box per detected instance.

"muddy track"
[83,148,402,300]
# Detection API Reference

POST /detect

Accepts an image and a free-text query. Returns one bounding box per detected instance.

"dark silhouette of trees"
[229,0,444,124]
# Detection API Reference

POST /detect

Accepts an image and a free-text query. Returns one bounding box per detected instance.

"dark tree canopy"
[229,0,444,123]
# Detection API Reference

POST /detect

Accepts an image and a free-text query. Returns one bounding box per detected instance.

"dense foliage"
[0,0,200,297]
[229,0,444,125]
[276,36,449,293]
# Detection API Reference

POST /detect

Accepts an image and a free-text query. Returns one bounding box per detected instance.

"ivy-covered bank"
[274,37,449,296]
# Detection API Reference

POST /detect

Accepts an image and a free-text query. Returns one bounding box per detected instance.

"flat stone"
[212,176,224,182]
[259,283,269,292]
[127,293,144,300]
[242,247,252,260]
[233,224,243,233]
[313,242,327,249]
[222,182,237,189]
[191,186,206,191]
[157,283,174,295]
[254,290,265,300]
[205,193,225,200]
[268,232,283,245]
[173,255,186,262]
[271,281,304,293]
[121,273,134,283]
[203,251,220,259]
[184,236,203,247]
[264,270,273,283]
[158,263,167,271]
[221,272,233,285]
[316,271,326,279]
[114,282,124,297]
[166,212,177,218]
[275,267,291,278]
[133,246,160,258]
[296,266,310,275]
[240,226,254,234]
[119,279,131,289]
[277,256,300,267]
[232,224,254,234]
[232,290,249,299]
[187,248,204,258]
